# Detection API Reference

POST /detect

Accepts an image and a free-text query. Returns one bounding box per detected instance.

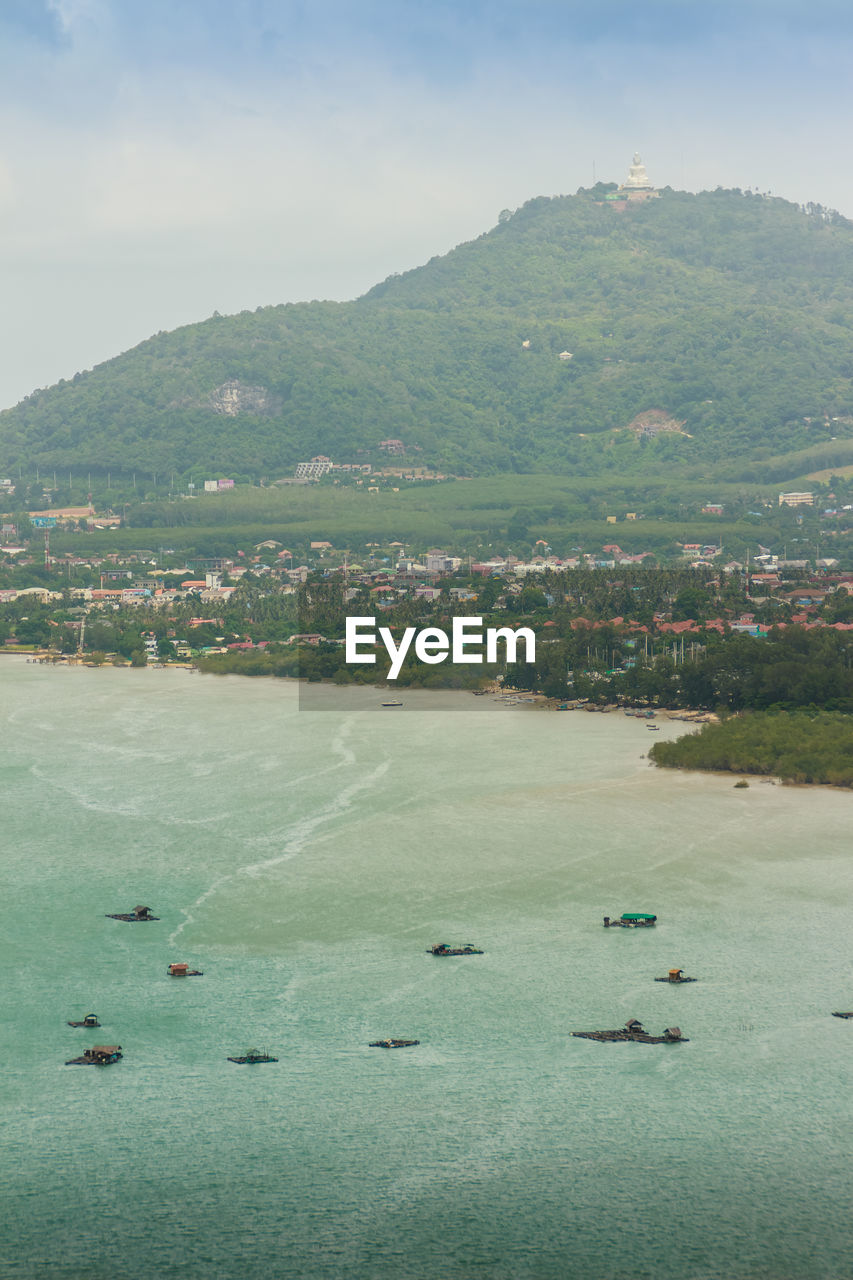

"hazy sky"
[2,0,853,411]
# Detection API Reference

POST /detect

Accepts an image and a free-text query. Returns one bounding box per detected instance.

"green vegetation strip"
[649,710,853,787]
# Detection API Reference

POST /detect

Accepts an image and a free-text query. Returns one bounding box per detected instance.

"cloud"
[1,0,853,408]
[0,1,67,45]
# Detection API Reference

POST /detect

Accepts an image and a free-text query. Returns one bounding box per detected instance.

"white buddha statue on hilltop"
[618,153,659,200]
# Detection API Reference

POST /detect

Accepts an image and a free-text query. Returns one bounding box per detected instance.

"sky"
[2,0,853,411]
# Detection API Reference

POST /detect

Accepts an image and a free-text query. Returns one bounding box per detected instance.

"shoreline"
[14,653,846,792]
[2,649,720,721]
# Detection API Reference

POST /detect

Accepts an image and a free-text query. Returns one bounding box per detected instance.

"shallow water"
[2,663,852,1278]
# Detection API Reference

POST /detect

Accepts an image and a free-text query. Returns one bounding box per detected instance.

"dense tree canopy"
[4,188,853,482]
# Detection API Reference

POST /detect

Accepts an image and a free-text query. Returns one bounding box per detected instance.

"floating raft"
[832,1011,853,1019]
[105,905,159,922]
[67,1013,101,1028]
[167,963,203,977]
[427,943,483,956]
[572,1020,687,1045]
[65,1045,122,1066]
[604,913,657,928]
[654,969,697,984]
[227,1050,278,1064]
[369,1039,420,1049]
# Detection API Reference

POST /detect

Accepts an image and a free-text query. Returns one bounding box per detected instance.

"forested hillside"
[4,186,853,479]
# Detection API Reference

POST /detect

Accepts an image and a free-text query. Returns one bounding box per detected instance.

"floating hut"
[167,963,203,977]
[105,905,160,922]
[65,1045,123,1066]
[572,1020,687,1045]
[654,968,697,984]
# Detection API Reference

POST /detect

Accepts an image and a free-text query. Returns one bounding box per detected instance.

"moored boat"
[831,1011,853,1019]
[227,1049,278,1064]
[67,1013,101,1027]
[427,943,484,956]
[369,1039,420,1048]
[167,963,203,977]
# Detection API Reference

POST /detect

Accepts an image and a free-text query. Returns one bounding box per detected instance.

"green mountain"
[4,185,853,480]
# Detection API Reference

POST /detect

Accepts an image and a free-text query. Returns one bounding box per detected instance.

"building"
[779,492,814,507]
[295,457,332,480]
[424,551,462,574]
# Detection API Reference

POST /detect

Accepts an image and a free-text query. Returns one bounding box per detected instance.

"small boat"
[105,905,160,922]
[654,969,697,984]
[227,1049,278,1064]
[167,963,203,977]
[65,1045,123,1066]
[369,1039,420,1049]
[67,1013,101,1028]
[572,1020,687,1045]
[832,1011,853,1019]
[381,700,403,707]
[646,723,660,731]
[603,913,657,928]
[427,943,484,956]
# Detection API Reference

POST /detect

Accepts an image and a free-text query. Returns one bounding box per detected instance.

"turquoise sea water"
[2,662,852,1280]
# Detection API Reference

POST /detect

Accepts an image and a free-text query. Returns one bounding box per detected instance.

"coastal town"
[3,488,853,723]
